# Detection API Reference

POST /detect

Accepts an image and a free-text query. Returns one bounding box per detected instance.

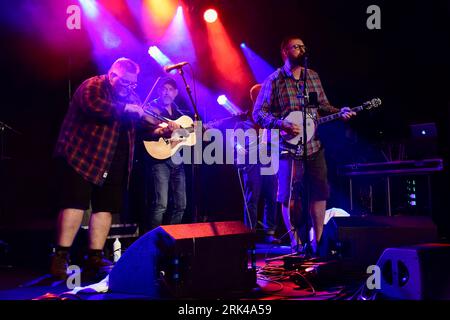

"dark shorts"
[55,158,126,214]
[277,149,330,206]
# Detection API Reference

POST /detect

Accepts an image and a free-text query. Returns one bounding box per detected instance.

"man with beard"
[253,36,355,255]
[142,77,189,231]
[51,58,145,281]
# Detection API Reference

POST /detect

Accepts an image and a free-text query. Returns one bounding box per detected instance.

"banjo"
[280,97,382,150]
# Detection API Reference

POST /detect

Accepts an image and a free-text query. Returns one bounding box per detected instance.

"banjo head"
[281,110,316,145]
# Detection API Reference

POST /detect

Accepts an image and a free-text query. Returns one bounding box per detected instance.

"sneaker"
[50,251,70,280]
[82,254,113,283]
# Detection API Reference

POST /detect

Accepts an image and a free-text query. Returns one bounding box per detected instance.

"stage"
[0,243,365,301]
[0,0,449,305]
[1,218,448,301]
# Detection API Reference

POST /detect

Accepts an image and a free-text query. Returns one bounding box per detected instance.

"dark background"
[0,0,449,238]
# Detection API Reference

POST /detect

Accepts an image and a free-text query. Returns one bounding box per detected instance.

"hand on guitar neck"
[339,106,357,121]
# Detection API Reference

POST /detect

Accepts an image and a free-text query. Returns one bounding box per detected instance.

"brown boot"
[82,253,113,283]
[50,251,70,279]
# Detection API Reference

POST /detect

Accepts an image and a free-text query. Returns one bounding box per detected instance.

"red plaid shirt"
[253,65,339,156]
[54,75,141,186]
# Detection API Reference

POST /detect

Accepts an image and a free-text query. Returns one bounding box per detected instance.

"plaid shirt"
[54,75,141,186]
[253,64,339,156]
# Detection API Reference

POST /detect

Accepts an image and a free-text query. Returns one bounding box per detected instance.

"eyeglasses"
[289,44,306,51]
[118,78,138,90]
[113,73,138,89]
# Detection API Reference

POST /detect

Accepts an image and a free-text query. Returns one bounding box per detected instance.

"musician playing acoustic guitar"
[141,77,191,231]
[253,35,355,255]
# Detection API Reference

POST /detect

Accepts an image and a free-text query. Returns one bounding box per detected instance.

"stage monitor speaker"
[318,215,438,272]
[376,243,450,300]
[109,221,256,298]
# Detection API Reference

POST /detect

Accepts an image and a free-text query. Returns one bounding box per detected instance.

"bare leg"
[88,212,112,250]
[310,200,326,252]
[281,204,299,249]
[56,208,85,247]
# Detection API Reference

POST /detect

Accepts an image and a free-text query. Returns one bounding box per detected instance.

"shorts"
[55,158,125,214]
[277,148,330,206]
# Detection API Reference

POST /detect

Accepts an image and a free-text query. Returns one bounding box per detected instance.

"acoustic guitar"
[143,109,246,160]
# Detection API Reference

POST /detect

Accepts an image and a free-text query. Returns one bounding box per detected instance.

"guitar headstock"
[363,98,382,110]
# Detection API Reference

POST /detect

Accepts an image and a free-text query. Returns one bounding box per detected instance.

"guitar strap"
[150,99,185,121]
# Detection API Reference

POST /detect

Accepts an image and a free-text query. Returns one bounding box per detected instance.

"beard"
[113,84,131,101]
[162,96,174,106]
[288,54,306,67]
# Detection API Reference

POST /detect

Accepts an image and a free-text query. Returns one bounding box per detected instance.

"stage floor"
[0,243,365,301]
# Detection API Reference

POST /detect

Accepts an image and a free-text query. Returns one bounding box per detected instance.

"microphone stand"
[177,67,200,122]
[175,66,202,223]
[295,55,316,256]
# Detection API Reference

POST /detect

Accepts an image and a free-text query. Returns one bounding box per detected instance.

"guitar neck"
[317,105,363,125]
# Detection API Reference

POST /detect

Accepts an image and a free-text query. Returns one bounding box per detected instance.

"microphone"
[301,51,308,65]
[164,62,189,73]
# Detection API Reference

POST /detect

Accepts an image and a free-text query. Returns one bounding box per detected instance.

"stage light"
[217,95,227,105]
[148,46,172,67]
[216,95,242,115]
[79,0,99,19]
[240,43,246,48]
[204,9,218,23]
